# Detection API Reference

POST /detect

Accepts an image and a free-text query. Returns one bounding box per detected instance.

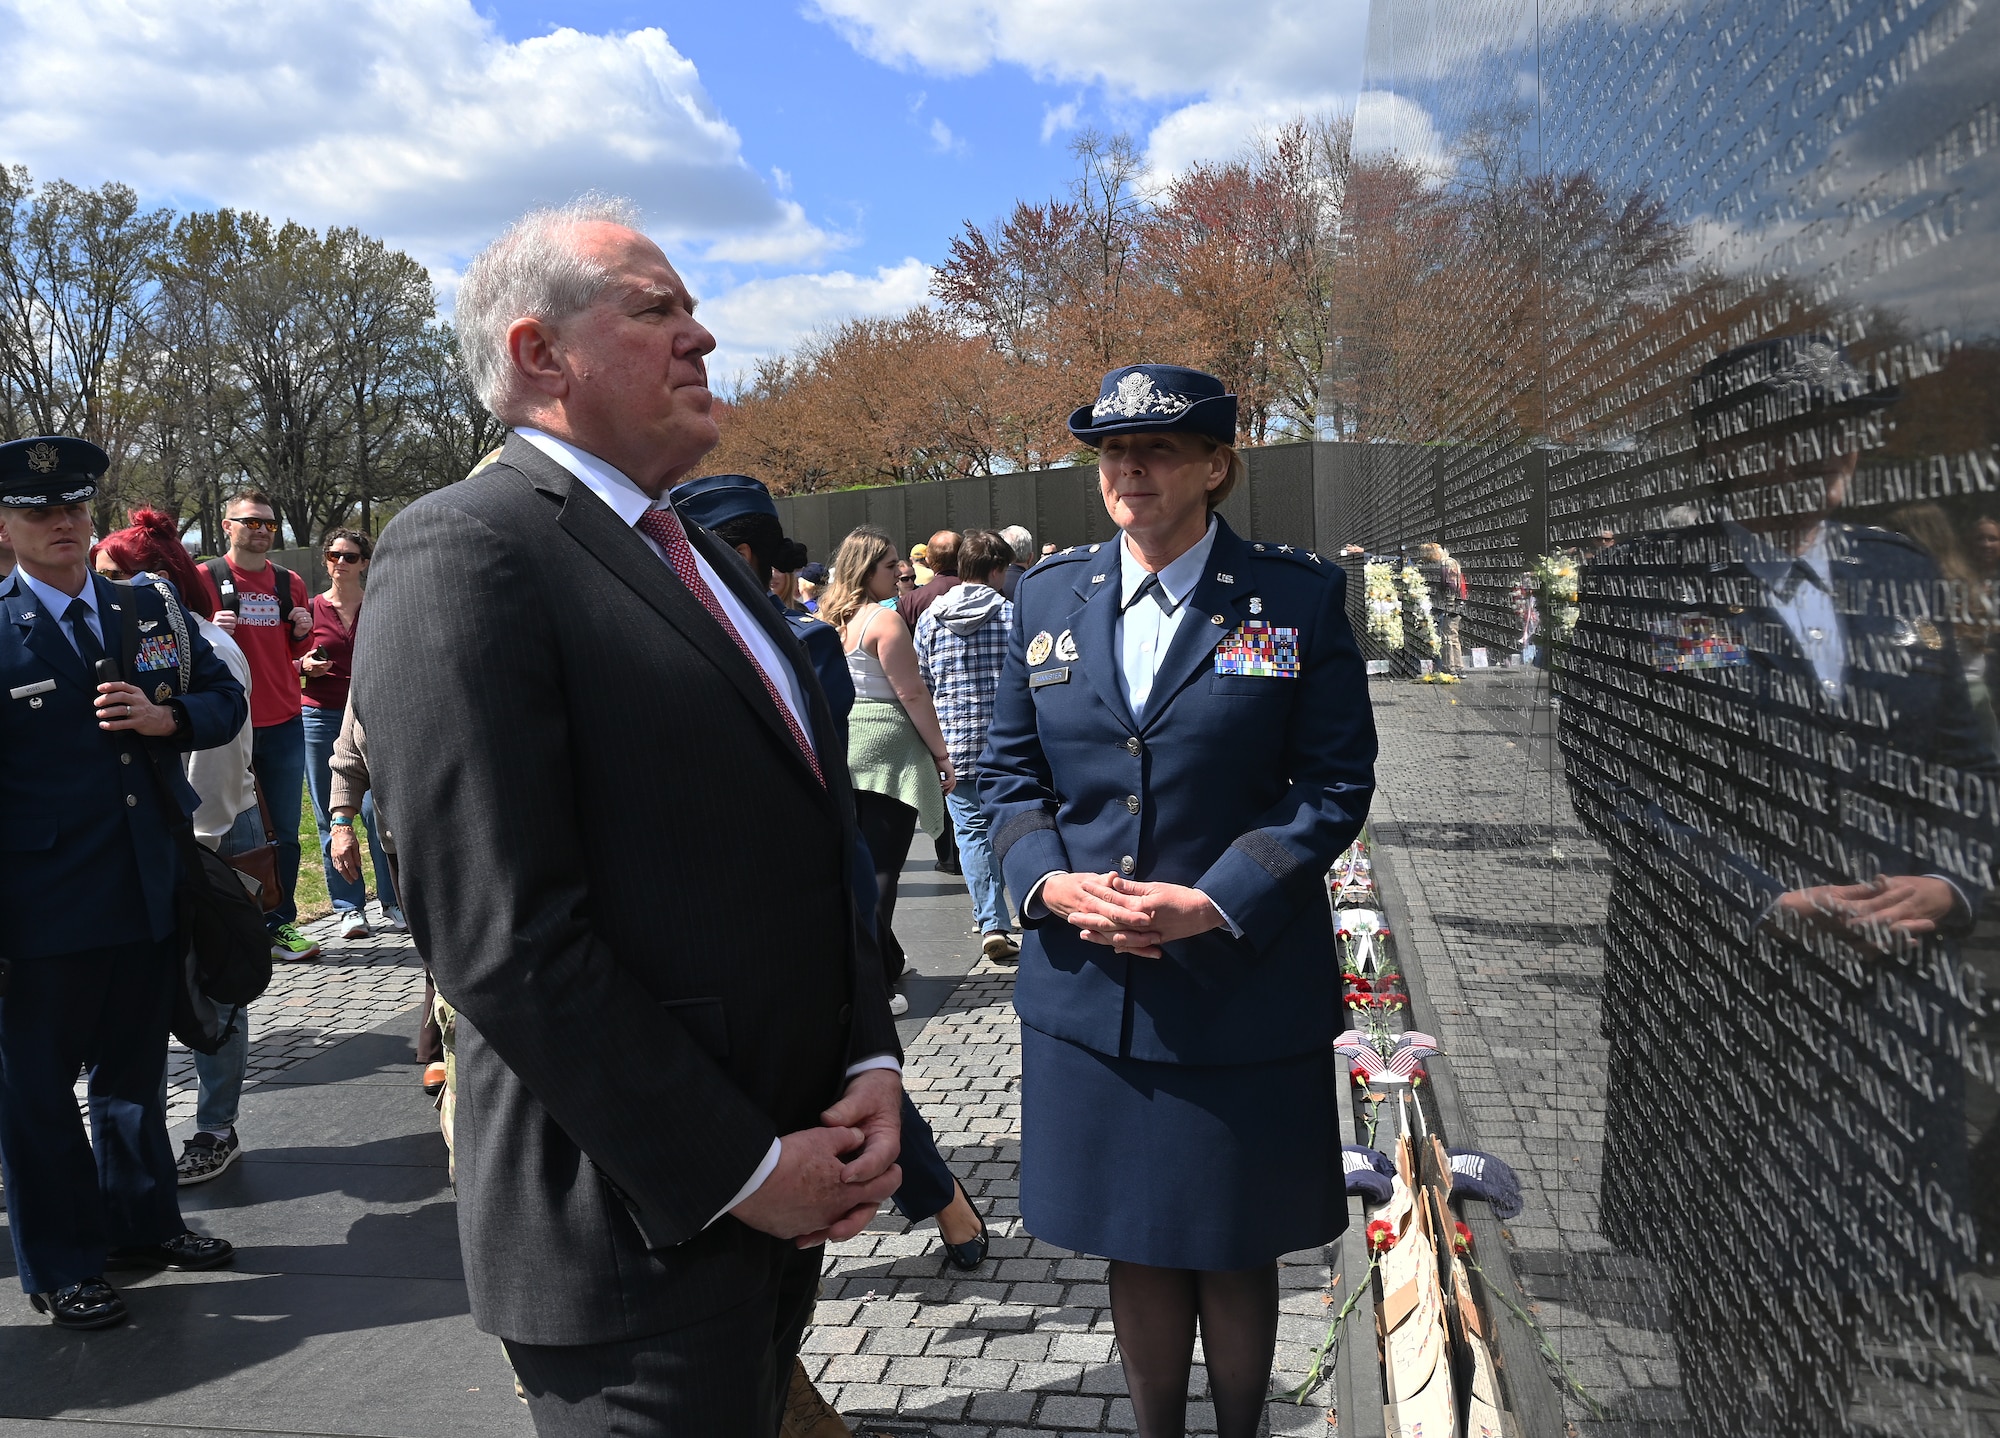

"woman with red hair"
[92,509,259,1185]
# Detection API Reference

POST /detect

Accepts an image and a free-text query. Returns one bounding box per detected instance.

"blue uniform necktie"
[65,596,108,672]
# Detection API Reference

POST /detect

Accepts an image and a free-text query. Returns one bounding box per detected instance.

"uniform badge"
[1216,572,1234,584]
[1214,621,1302,678]
[138,619,158,633]
[10,679,55,700]
[1248,597,1263,615]
[1916,619,1944,650]
[154,682,172,703]
[1027,631,1054,665]
[134,634,181,672]
[1054,630,1079,662]
[24,441,59,473]
[1654,614,1747,672]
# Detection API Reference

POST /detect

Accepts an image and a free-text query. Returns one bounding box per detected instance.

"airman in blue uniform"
[0,437,247,1329]
[976,366,1376,1438]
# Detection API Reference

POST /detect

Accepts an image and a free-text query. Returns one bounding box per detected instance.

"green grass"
[292,777,385,923]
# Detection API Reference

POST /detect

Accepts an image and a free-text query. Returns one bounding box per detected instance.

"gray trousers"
[504,1240,823,1437]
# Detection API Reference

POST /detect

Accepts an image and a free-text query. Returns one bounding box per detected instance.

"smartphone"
[308,646,329,662]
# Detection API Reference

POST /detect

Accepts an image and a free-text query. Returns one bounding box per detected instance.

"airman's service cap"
[0,436,108,509]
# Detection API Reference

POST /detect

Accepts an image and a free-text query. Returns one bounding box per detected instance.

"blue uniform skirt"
[1018,1024,1346,1271]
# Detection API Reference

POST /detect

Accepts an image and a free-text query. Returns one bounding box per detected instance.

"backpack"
[204,556,301,619]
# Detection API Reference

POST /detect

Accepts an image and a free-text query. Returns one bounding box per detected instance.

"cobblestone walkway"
[159,898,428,1127]
[1364,670,1683,1435]
[806,961,1342,1437]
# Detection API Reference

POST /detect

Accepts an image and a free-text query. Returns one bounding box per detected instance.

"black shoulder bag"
[117,585,273,1052]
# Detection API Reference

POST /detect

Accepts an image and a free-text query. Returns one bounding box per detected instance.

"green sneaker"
[270,922,321,962]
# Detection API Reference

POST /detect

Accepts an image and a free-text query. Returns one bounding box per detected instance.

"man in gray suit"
[355,198,904,1436]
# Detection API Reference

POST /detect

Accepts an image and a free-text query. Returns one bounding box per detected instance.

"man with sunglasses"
[197,490,319,962]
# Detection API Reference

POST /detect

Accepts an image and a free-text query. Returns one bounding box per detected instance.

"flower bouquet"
[1364,562,1404,650]
[1399,564,1441,656]
[1522,551,1582,646]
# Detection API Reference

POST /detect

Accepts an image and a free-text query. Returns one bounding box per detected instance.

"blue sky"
[0,0,1371,382]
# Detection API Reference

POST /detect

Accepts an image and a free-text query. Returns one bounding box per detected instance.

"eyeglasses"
[227,517,280,532]
[325,551,364,564]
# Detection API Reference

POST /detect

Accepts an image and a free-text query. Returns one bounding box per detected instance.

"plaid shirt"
[915,593,1015,775]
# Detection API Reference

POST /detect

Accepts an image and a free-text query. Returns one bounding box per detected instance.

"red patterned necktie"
[636,505,824,786]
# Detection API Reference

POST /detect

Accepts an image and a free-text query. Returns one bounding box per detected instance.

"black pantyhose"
[1108,1260,1280,1438]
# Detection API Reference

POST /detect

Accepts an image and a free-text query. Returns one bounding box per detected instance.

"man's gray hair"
[1000,524,1034,562]
[456,194,645,419]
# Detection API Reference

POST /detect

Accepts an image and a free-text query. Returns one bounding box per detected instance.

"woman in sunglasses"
[301,529,403,940]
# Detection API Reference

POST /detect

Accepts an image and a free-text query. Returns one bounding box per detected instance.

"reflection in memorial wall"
[1357,0,1999,1433]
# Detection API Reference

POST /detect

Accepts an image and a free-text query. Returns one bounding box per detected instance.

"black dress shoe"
[106,1231,234,1272]
[30,1278,127,1329]
[939,1183,990,1272]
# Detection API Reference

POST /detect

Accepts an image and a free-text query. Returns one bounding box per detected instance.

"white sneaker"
[889,991,910,1016]
[380,906,409,935]
[336,910,370,940]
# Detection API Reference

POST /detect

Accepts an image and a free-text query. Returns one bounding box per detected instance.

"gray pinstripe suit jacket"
[354,434,899,1346]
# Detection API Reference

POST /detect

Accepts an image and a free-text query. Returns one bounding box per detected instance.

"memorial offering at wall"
[1356,0,2000,1433]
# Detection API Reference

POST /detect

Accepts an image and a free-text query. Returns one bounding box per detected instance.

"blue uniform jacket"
[0,572,247,960]
[977,517,1377,1066]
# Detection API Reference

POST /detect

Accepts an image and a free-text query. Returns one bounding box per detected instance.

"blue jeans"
[251,714,306,928]
[301,703,394,915]
[945,787,1012,935]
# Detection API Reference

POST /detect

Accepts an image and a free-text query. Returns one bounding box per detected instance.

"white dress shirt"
[1117,517,1220,717]
[513,428,895,1223]
[1763,524,1844,696]
[17,568,103,652]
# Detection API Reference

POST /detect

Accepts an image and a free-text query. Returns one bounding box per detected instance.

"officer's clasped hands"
[1044,871,1224,957]
[93,681,178,737]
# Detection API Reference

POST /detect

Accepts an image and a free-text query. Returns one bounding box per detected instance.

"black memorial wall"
[1361,0,2000,1434]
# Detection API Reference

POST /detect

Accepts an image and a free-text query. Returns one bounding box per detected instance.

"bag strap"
[148,578,193,692]
[204,557,238,614]
[271,564,299,614]
[252,777,277,845]
[117,595,207,861]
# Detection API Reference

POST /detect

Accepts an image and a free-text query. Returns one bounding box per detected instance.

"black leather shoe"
[29,1278,127,1329]
[106,1231,234,1272]
[939,1183,990,1272]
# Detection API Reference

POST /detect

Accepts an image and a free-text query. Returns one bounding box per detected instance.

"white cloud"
[1040,99,1080,143]
[0,0,836,268]
[806,0,1370,177]
[700,258,935,386]
[928,118,968,155]
[1352,90,1449,174]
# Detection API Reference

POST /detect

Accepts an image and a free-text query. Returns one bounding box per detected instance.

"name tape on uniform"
[1030,666,1071,688]
[10,679,56,700]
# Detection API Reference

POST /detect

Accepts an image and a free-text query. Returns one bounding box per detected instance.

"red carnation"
[1452,1222,1474,1256]
[1366,1220,1397,1254]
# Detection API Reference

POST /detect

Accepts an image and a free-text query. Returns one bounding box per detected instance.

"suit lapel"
[1139,521,1252,733]
[510,439,826,795]
[1071,561,1135,733]
[685,519,840,798]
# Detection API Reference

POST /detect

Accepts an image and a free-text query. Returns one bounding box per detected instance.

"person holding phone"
[300,528,400,939]
[0,437,247,1329]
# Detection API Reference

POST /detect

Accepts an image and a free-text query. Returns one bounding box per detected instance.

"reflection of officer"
[978,366,1377,1437]
[0,437,248,1330]
[1559,338,2000,1435]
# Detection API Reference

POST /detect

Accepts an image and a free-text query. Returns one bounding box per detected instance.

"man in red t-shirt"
[199,489,319,960]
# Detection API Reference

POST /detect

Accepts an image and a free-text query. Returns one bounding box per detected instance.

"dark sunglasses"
[325,550,364,564]
[228,516,280,532]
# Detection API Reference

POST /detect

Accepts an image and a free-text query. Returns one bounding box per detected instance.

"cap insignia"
[25,442,59,474]
[1093,372,1193,422]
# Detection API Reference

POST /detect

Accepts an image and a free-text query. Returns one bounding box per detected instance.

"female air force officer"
[978,366,1377,1438]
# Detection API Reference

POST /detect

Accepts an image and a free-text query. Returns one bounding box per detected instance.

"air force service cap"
[0,436,109,509]
[669,472,779,531]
